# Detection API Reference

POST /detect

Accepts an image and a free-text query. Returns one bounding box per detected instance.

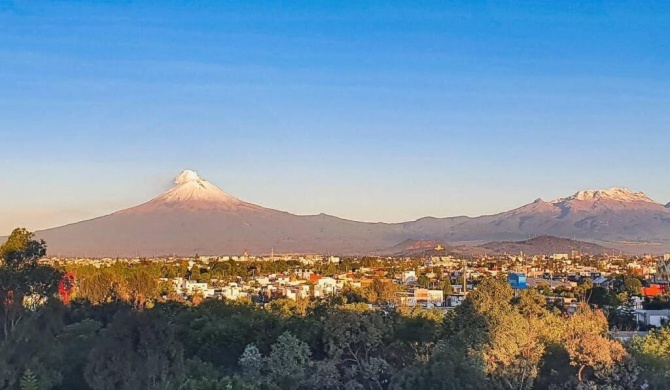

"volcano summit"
[30,171,670,256]
[118,170,262,212]
[35,170,403,257]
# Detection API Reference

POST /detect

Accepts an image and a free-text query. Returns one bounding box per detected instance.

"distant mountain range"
[401,188,670,245]
[378,236,613,257]
[20,170,670,256]
[476,236,613,257]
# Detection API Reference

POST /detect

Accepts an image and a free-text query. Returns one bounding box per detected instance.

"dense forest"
[1,228,670,390]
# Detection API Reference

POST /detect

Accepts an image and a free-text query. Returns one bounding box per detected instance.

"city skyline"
[2,1,669,233]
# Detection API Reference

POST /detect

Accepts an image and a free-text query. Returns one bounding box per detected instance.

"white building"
[221,283,247,301]
[401,270,417,284]
[171,277,183,293]
[447,294,466,307]
[328,256,341,264]
[398,288,444,308]
[314,277,338,297]
[296,269,314,280]
[280,285,310,301]
[635,309,670,328]
[184,280,210,296]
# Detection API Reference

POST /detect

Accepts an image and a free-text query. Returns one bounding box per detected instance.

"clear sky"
[1,0,669,234]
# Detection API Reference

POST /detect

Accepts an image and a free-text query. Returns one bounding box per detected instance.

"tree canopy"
[0,231,663,390]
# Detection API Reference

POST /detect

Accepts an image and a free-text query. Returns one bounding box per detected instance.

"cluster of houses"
[166,269,449,308]
[41,251,670,327]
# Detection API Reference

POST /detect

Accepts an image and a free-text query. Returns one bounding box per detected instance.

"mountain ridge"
[10,170,670,256]
[477,235,614,256]
[550,188,657,204]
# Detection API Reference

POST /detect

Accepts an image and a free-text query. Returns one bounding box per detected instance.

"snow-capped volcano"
[402,186,670,250]
[546,187,664,215]
[25,175,670,257]
[118,170,262,212]
[551,188,657,204]
[34,170,402,256]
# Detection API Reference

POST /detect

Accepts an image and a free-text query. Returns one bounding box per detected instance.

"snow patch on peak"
[161,170,238,204]
[114,170,267,215]
[175,170,202,185]
[115,169,268,214]
[553,188,655,204]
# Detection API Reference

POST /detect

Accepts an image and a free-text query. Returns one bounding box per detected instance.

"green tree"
[447,279,552,389]
[126,269,159,309]
[392,307,444,364]
[323,309,392,390]
[390,338,487,390]
[56,319,103,390]
[266,332,312,389]
[78,272,114,304]
[239,345,263,379]
[608,294,637,331]
[85,311,185,390]
[266,298,308,318]
[623,277,642,297]
[365,279,399,306]
[180,377,259,390]
[0,228,60,339]
[0,301,66,390]
[189,266,202,282]
[417,275,430,288]
[629,326,670,389]
[303,360,341,390]
[442,278,453,297]
[20,369,39,390]
[563,307,627,383]
[576,279,594,303]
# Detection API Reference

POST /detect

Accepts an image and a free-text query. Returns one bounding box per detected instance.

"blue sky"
[1,0,669,234]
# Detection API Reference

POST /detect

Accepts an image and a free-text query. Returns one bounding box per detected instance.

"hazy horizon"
[2,1,669,234]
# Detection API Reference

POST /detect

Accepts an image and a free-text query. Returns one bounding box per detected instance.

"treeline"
[2,229,670,389]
